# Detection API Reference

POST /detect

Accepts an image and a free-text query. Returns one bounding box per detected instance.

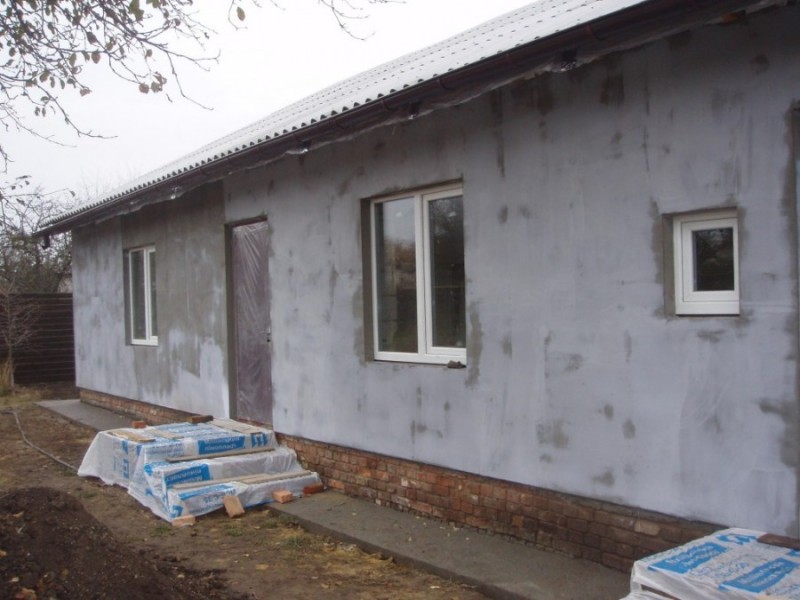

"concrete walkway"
[38,398,631,600]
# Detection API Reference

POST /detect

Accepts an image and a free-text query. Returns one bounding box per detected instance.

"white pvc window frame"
[370,184,467,365]
[673,210,739,316]
[127,245,158,345]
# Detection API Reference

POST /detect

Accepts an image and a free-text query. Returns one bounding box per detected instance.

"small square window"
[370,185,466,364]
[673,210,739,315]
[126,246,158,344]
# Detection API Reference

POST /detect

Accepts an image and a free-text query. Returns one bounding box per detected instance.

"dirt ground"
[0,387,486,600]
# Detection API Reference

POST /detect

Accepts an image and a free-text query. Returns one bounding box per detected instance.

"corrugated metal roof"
[47,0,650,227]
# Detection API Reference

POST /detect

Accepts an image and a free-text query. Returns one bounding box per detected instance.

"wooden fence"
[0,294,75,385]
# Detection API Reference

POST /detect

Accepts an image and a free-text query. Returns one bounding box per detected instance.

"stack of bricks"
[280,433,718,573]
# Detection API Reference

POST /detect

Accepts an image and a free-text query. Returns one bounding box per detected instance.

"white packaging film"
[78,421,321,521]
[624,528,800,599]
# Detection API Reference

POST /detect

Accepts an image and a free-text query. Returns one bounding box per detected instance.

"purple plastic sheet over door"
[230,220,272,424]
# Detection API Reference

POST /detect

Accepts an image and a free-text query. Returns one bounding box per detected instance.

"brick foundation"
[80,389,194,425]
[78,388,718,573]
[280,434,720,572]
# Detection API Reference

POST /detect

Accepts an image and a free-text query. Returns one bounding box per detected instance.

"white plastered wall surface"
[222,6,800,535]
[74,188,231,417]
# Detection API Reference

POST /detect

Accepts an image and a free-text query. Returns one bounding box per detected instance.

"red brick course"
[279,433,719,573]
[81,389,194,425]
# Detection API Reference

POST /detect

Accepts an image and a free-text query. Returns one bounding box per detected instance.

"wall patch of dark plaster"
[623,419,636,439]
[537,420,570,449]
[758,398,799,469]
[466,303,483,388]
[518,206,532,219]
[540,454,553,463]
[649,199,664,285]
[710,89,744,123]
[501,333,513,357]
[593,469,615,487]
[610,131,624,160]
[603,404,614,420]
[328,266,339,302]
[600,73,625,107]
[697,330,725,343]
[411,420,442,442]
[512,73,556,116]
[337,177,351,197]
[624,332,633,363]
[533,73,555,116]
[489,90,506,178]
[565,354,584,373]
[498,205,509,225]
[353,288,366,358]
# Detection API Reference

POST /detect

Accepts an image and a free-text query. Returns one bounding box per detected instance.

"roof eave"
[37,0,774,237]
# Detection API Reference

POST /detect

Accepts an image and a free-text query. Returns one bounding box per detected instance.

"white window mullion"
[128,250,138,340]
[414,194,428,356]
[370,205,382,357]
[128,245,158,345]
[144,247,156,342]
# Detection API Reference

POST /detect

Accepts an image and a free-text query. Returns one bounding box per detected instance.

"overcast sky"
[4,0,533,203]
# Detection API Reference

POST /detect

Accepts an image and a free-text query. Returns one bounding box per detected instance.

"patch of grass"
[277,513,299,527]
[223,522,244,537]
[280,532,321,552]
[0,385,42,407]
[262,516,279,529]
[150,523,174,539]
[74,489,97,499]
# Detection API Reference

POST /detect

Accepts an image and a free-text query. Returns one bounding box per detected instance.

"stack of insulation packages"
[78,419,321,521]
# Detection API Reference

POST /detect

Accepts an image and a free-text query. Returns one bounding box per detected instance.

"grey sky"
[5,0,531,202]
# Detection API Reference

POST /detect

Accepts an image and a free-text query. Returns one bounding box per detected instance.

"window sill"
[373,353,467,367]
[130,339,159,347]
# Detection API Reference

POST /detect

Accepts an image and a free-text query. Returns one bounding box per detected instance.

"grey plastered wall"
[72,184,229,416]
[222,7,800,534]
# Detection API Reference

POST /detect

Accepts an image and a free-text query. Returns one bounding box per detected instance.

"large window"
[370,185,466,364]
[673,210,739,315]
[127,246,158,344]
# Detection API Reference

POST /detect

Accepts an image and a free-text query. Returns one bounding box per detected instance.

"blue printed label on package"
[650,542,728,574]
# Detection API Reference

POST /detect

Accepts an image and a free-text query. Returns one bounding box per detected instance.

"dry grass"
[0,383,43,408]
[0,360,14,397]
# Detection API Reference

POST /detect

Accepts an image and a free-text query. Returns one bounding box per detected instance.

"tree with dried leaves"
[0,0,389,180]
[0,0,253,171]
[0,186,75,389]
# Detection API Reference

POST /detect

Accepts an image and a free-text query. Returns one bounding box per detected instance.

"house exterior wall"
[72,5,799,538]
[73,185,229,416]
[224,7,800,535]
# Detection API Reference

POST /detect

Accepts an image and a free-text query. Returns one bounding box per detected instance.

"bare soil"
[0,388,486,599]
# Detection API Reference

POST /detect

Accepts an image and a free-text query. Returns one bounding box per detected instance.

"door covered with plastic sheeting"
[229,220,272,425]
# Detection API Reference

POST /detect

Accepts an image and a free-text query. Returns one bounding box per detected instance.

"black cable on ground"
[1,408,78,472]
